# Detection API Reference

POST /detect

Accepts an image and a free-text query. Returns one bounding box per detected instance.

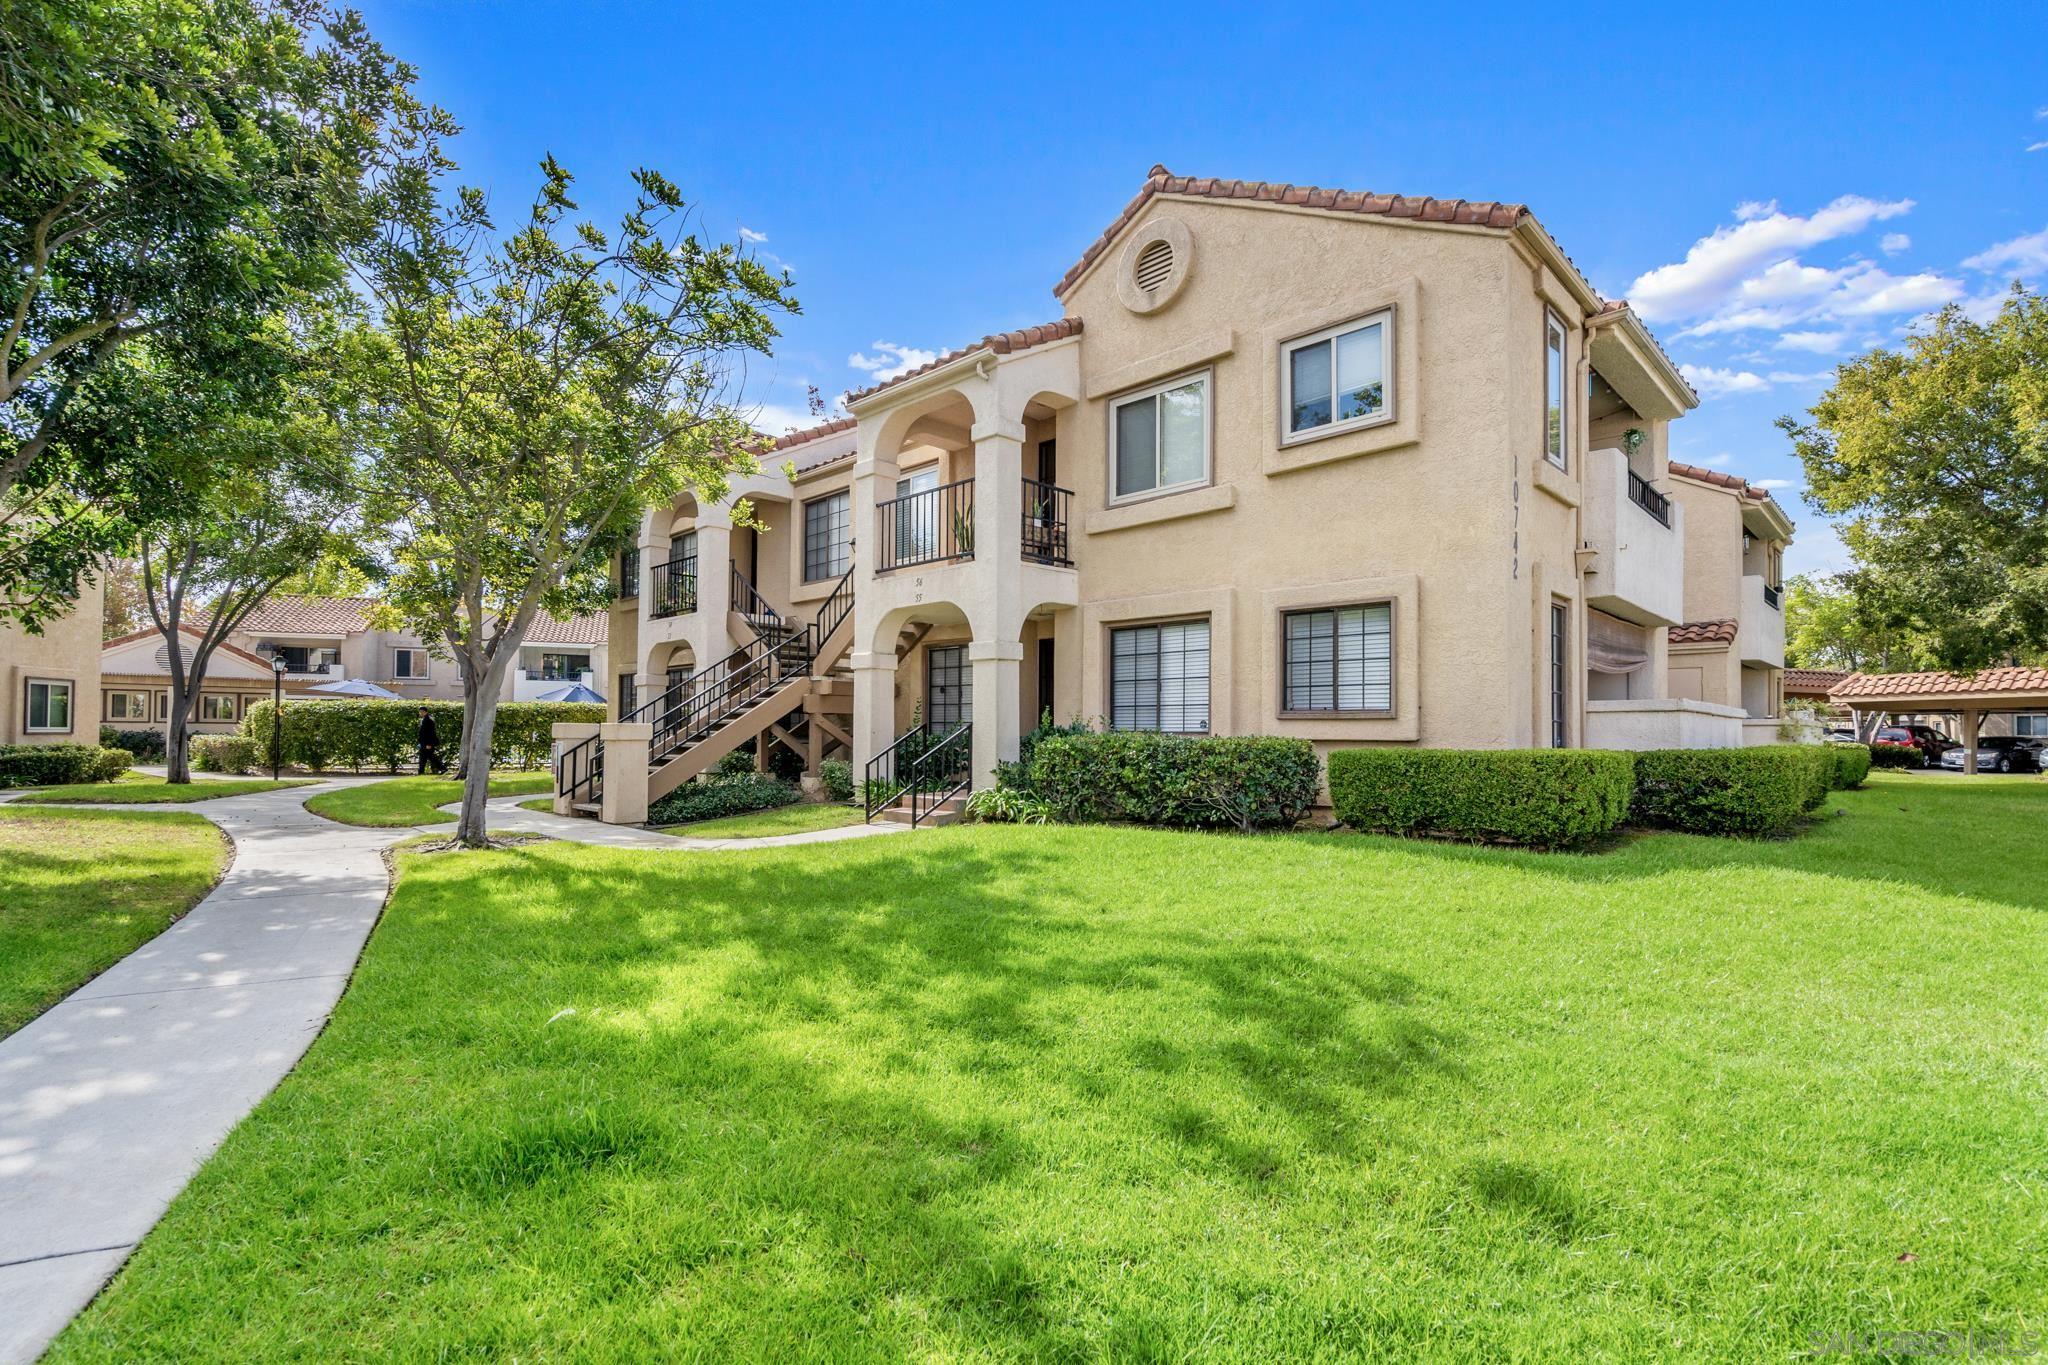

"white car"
[1938,738,2045,773]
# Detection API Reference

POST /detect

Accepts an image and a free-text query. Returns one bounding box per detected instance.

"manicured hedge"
[191,735,263,775]
[1328,749,1635,849]
[1028,732,1321,832]
[648,773,799,826]
[0,743,131,788]
[1830,743,1873,790]
[240,699,605,773]
[100,726,167,762]
[1631,746,1823,837]
[1869,740,1921,768]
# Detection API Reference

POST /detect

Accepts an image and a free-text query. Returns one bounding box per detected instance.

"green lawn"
[662,802,868,838]
[0,807,230,1036]
[50,773,2048,1360]
[304,772,554,827]
[14,775,315,804]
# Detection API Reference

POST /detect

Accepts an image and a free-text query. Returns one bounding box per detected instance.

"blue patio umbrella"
[304,677,403,699]
[536,683,607,704]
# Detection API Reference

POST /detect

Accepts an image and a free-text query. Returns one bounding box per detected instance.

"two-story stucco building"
[0,577,104,746]
[556,167,1793,824]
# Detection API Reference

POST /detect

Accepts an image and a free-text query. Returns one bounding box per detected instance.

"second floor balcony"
[875,477,1074,574]
[1582,446,1683,628]
[1738,572,1787,667]
[649,553,697,618]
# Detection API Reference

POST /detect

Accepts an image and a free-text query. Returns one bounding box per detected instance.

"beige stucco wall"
[1,576,103,745]
[1054,200,1580,752]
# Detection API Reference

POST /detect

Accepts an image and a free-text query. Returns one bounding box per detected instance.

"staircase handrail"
[908,720,973,827]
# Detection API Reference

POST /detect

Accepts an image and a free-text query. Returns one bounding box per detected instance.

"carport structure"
[1831,667,2048,771]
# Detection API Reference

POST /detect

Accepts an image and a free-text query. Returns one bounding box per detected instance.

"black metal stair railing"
[861,718,973,826]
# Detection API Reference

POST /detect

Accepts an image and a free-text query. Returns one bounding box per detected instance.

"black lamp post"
[270,654,287,780]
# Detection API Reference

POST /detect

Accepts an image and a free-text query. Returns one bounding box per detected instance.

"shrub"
[1631,747,1819,837]
[817,758,854,802]
[99,725,167,762]
[1869,740,1921,768]
[241,699,603,773]
[996,712,1094,794]
[965,786,1056,825]
[191,735,262,775]
[0,742,126,788]
[1029,732,1321,832]
[1830,743,1873,790]
[1327,749,1635,849]
[647,772,798,826]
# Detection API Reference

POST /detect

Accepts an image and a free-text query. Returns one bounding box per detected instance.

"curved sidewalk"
[0,780,407,1365]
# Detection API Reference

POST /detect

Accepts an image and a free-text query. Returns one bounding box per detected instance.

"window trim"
[801,488,852,583]
[1278,599,1397,718]
[198,692,239,723]
[104,689,150,723]
[1278,308,1396,448]
[1544,310,1569,471]
[1107,615,1212,735]
[924,642,972,729]
[392,647,430,681]
[23,676,74,734]
[1107,368,1213,508]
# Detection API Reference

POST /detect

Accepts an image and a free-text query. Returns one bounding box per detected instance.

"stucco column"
[630,670,658,719]
[1963,706,1980,775]
[849,651,897,786]
[597,721,651,825]
[848,426,899,696]
[969,638,1023,786]
[971,418,1027,601]
[550,721,600,813]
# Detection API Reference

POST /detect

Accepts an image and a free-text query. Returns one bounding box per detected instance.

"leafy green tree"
[0,0,409,627]
[349,149,795,845]
[1783,573,1918,673]
[137,329,361,782]
[1781,287,2048,669]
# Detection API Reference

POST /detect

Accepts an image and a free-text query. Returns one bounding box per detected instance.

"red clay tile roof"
[750,414,861,476]
[238,595,375,635]
[523,610,607,646]
[1670,619,1738,645]
[1784,668,1849,695]
[1054,167,1528,299]
[1666,461,1772,501]
[1831,667,2048,700]
[101,622,273,671]
[1589,300,1699,406]
[845,318,1084,406]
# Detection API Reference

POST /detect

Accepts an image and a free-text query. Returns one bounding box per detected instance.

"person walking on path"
[416,706,443,775]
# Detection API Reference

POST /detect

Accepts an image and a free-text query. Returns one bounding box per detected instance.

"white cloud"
[1629,195,1916,322]
[1963,224,2048,275]
[2029,141,2048,153]
[1680,364,1770,397]
[1766,370,1833,386]
[1776,329,1850,353]
[747,400,844,437]
[1880,233,1911,254]
[846,341,940,381]
[739,226,768,243]
[1750,478,1796,490]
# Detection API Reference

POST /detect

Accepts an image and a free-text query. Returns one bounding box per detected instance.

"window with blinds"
[1110,620,1210,733]
[803,490,850,581]
[1283,604,1393,713]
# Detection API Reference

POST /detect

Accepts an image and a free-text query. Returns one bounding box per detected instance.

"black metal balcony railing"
[650,554,696,618]
[1627,469,1672,527]
[1763,582,1783,610]
[877,478,974,572]
[1021,477,1073,566]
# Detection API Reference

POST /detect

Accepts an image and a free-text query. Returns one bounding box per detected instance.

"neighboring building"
[100,597,610,734]
[569,166,1796,822]
[0,576,104,746]
[100,624,314,737]
[1784,668,1849,721]
[1664,462,1795,745]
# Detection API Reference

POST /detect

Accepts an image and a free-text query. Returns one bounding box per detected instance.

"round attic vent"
[1134,239,1175,293]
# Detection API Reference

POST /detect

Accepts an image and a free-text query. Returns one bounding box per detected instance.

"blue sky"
[357,0,2047,577]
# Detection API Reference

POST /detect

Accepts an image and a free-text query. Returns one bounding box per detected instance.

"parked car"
[1822,728,1862,745]
[1937,737,2045,774]
[1875,725,1956,765]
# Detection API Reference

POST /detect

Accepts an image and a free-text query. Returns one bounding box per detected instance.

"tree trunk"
[165,687,191,783]
[454,650,519,846]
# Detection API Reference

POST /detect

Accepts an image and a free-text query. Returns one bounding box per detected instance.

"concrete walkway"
[0,780,898,1362]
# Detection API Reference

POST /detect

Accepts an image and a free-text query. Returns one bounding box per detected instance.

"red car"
[1875,725,1956,766]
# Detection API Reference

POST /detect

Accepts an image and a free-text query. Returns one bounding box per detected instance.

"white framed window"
[199,693,238,722]
[393,647,429,681]
[25,678,73,733]
[1283,603,1393,713]
[1109,620,1210,733]
[1544,311,1568,470]
[1111,371,1209,502]
[1282,311,1391,442]
[105,690,150,722]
